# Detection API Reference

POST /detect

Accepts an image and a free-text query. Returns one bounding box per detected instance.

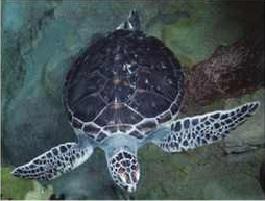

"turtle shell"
[64,29,184,142]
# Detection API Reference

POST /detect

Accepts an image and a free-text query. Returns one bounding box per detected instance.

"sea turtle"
[12,10,260,193]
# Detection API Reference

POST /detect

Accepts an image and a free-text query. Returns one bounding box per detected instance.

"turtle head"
[108,148,140,193]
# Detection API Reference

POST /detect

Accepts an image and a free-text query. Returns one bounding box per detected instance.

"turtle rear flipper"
[150,101,260,152]
[116,9,141,31]
[12,142,93,181]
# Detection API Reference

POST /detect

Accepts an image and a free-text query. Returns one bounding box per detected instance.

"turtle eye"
[119,173,129,184]
[131,172,137,183]
[131,170,140,182]
[118,175,126,183]
[135,170,140,181]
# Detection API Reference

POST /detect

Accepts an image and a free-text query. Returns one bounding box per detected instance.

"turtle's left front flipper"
[151,101,260,152]
[11,142,93,181]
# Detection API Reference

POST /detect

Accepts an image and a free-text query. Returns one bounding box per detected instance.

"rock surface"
[184,32,264,110]
[2,0,264,199]
[224,90,265,154]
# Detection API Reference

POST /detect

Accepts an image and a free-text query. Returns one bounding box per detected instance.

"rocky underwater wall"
[1,0,265,199]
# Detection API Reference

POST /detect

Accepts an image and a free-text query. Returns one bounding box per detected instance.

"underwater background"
[1,0,264,199]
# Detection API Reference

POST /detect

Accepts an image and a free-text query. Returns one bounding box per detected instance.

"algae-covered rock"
[1,167,54,200]
[25,181,53,200]
[135,146,265,199]
[1,167,33,200]
[260,160,265,192]
[224,89,265,153]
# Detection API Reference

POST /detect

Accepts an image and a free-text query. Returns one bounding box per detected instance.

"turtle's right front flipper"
[150,101,260,152]
[12,142,93,181]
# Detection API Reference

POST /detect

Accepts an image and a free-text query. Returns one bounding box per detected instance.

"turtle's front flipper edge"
[152,101,260,152]
[11,142,93,181]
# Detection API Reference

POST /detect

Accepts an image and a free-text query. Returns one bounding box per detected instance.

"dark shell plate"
[64,29,184,142]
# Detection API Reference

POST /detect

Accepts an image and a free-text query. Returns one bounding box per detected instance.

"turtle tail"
[116,10,141,31]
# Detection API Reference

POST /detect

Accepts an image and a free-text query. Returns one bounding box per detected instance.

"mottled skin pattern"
[158,102,260,152]
[64,29,184,142]
[12,143,93,180]
[12,10,260,194]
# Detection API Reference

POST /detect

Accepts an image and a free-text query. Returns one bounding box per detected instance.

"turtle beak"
[127,184,137,193]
